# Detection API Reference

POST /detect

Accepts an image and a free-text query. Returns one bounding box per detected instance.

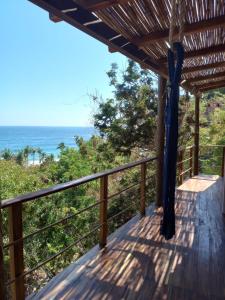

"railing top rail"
[200,144,225,148]
[178,145,194,152]
[1,156,157,209]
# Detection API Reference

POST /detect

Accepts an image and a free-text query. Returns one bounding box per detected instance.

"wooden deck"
[29,175,225,300]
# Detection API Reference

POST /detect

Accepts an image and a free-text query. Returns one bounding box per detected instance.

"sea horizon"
[0,126,96,159]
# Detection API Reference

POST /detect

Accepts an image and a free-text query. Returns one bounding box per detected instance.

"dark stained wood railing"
[199,145,225,176]
[177,145,225,182]
[177,146,194,185]
[0,157,157,300]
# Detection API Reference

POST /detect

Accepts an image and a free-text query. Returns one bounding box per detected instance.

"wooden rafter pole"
[156,76,167,207]
[199,82,225,92]
[74,0,130,11]
[194,94,200,175]
[188,71,225,84]
[133,15,225,46]
[158,44,225,64]
[183,61,225,74]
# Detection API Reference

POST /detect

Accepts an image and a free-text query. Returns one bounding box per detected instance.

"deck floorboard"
[28,175,225,300]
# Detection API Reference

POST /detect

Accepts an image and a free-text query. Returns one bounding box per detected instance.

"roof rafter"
[132,15,225,46]
[200,82,225,92]
[194,78,225,87]
[197,79,225,91]
[188,71,225,84]
[183,61,225,74]
[74,0,130,11]
[158,44,225,64]
[29,0,169,78]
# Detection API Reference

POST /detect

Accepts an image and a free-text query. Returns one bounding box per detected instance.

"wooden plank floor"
[29,175,225,300]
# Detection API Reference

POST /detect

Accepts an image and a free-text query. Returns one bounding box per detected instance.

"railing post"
[99,175,108,248]
[0,208,5,300]
[190,147,193,178]
[178,150,184,185]
[223,156,225,215]
[194,94,200,175]
[221,146,225,177]
[8,203,25,300]
[140,162,146,216]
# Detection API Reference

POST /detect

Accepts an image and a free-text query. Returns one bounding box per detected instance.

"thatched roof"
[29,0,225,94]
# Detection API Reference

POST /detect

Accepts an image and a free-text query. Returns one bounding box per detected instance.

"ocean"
[0,126,96,159]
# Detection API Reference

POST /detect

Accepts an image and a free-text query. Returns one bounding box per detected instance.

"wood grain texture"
[28,175,225,300]
[8,203,25,300]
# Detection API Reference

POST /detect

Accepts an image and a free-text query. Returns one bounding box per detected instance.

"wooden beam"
[156,76,167,207]
[183,61,225,74]
[200,82,225,92]
[74,0,130,11]
[49,13,62,23]
[30,0,196,93]
[133,15,225,46]
[29,0,168,80]
[158,44,225,64]
[188,71,225,84]
[194,95,200,175]
[197,79,225,89]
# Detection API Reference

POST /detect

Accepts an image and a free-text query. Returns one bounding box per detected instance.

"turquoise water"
[0,126,96,158]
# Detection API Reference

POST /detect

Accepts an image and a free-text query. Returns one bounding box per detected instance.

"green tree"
[15,150,25,165]
[93,60,158,155]
[1,148,14,160]
[57,142,66,151]
[23,146,32,166]
[31,147,37,165]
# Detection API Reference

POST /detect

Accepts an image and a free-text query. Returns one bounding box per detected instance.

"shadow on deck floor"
[29,175,225,300]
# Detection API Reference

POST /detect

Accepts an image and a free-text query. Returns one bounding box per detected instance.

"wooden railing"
[177,146,194,185]
[176,145,225,183]
[2,145,224,299]
[199,145,225,177]
[0,157,157,300]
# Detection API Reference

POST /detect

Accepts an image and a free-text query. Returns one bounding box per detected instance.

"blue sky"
[1,1,127,126]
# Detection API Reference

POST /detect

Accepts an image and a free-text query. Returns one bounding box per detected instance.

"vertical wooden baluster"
[140,162,146,216]
[221,146,225,177]
[194,94,200,175]
[190,147,193,178]
[99,175,108,248]
[223,153,225,215]
[181,150,184,184]
[0,208,5,300]
[178,150,184,185]
[8,203,25,300]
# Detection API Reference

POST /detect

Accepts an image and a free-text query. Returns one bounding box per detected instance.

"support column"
[194,94,200,175]
[156,76,167,207]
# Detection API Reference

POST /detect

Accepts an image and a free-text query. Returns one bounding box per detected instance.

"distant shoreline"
[0,126,97,158]
[0,125,94,128]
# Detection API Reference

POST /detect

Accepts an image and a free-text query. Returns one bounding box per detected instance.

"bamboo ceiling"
[29,0,225,94]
